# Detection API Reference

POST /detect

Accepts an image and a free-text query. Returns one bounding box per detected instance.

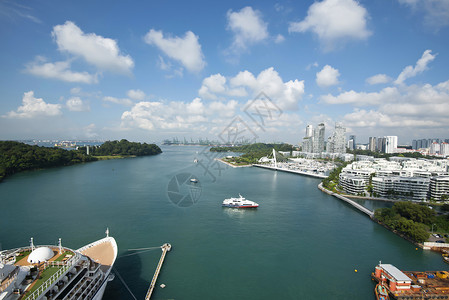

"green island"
[210,143,293,165]
[374,202,449,243]
[0,139,161,182]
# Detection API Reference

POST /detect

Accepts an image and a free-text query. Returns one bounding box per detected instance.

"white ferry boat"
[222,194,259,208]
[0,230,117,300]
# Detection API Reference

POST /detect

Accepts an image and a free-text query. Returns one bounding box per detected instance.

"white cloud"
[127,89,146,101]
[343,108,442,128]
[66,97,90,112]
[25,58,98,84]
[398,0,449,29]
[52,21,134,74]
[121,98,224,131]
[394,49,436,84]
[199,67,305,110]
[144,29,205,73]
[275,34,285,43]
[316,65,340,87]
[4,91,62,118]
[0,1,41,24]
[306,62,319,70]
[208,100,239,118]
[288,0,371,51]
[84,123,98,138]
[227,6,269,51]
[199,74,227,98]
[70,87,81,94]
[321,79,449,130]
[321,87,399,105]
[366,74,391,85]
[103,96,134,106]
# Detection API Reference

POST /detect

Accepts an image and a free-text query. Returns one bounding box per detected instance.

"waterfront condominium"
[429,176,449,200]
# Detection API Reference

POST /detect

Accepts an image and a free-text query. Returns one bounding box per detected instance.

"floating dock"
[144,243,171,300]
[372,263,449,299]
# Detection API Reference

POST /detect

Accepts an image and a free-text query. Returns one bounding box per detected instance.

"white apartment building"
[372,176,430,201]
[338,157,448,201]
[441,143,449,157]
[429,176,449,201]
[430,142,440,155]
[385,136,398,154]
[339,174,366,195]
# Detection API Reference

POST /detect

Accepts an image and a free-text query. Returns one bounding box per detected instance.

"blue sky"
[1,0,448,145]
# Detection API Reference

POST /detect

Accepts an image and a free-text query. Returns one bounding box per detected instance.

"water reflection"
[222,207,258,219]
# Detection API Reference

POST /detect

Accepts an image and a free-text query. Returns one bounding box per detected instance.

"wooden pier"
[144,243,171,300]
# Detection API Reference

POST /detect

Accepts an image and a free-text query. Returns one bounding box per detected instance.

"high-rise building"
[368,137,377,152]
[302,137,313,153]
[430,142,440,155]
[441,143,449,157]
[312,123,325,153]
[384,136,398,154]
[305,125,313,138]
[377,137,386,153]
[348,135,356,151]
[327,123,346,153]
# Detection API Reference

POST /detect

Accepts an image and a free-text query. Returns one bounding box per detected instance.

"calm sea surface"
[0,146,445,299]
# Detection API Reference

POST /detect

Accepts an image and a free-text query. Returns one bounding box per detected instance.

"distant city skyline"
[1,1,449,144]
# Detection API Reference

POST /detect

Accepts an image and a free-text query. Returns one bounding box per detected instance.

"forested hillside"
[77,139,162,156]
[0,141,97,182]
[0,140,162,182]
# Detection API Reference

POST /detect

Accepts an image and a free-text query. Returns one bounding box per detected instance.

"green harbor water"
[0,146,446,299]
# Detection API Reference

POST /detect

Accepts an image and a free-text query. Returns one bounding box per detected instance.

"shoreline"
[317,182,427,249]
[215,158,252,168]
[252,164,327,179]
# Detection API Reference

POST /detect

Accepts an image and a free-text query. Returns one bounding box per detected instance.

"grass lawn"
[54,250,74,262]
[26,266,60,296]
[15,250,31,263]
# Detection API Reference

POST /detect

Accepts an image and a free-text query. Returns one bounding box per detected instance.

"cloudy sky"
[1,0,448,145]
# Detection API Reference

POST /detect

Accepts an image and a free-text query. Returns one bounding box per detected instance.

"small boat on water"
[190,178,199,183]
[375,283,390,300]
[222,194,259,208]
[442,253,449,264]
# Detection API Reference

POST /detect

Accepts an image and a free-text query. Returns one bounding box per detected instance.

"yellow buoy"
[355,269,358,272]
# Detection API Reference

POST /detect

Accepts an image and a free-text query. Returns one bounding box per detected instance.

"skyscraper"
[312,123,325,153]
[369,137,377,152]
[348,135,356,151]
[377,137,386,152]
[385,136,398,154]
[305,125,313,138]
[430,142,440,155]
[328,123,346,153]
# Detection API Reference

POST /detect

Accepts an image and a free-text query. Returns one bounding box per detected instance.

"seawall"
[253,164,327,179]
[318,182,374,218]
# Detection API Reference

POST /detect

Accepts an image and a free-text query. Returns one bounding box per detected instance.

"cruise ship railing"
[24,252,80,300]
[0,272,18,292]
